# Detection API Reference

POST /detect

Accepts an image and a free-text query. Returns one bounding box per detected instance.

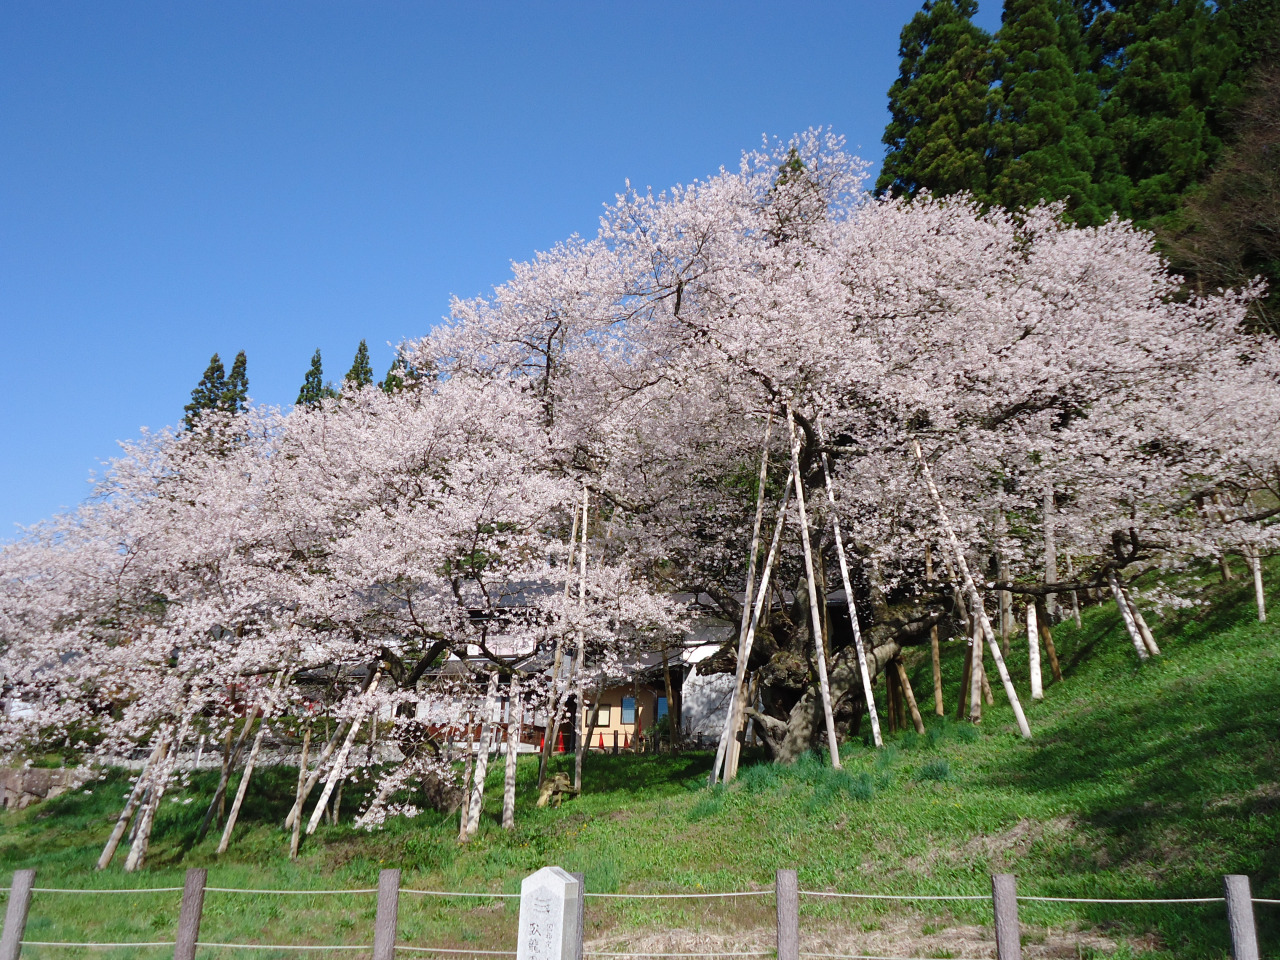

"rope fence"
[2,867,1272,960]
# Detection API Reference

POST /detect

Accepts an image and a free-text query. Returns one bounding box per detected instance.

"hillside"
[3,563,1278,959]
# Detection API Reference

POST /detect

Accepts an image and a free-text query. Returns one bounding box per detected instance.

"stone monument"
[516,866,581,960]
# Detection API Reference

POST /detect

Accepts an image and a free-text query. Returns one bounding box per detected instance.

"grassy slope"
[2,562,1279,958]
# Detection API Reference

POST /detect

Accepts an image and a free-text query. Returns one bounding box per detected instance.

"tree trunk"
[1107,571,1149,660]
[955,632,973,723]
[818,422,883,747]
[711,471,794,784]
[502,677,521,830]
[998,549,1011,656]
[913,439,1032,739]
[464,673,500,839]
[787,407,841,768]
[1027,602,1043,700]
[661,645,678,753]
[894,659,926,734]
[289,724,311,859]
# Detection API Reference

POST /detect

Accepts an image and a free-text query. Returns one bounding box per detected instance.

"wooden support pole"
[571,871,586,960]
[991,873,1021,960]
[925,545,944,716]
[775,868,799,960]
[894,658,926,734]
[174,868,208,960]
[1027,602,1043,701]
[1224,874,1260,960]
[0,869,34,960]
[372,868,400,960]
[503,678,521,831]
[787,406,841,769]
[1035,599,1064,683]
[1107,571,1149,661]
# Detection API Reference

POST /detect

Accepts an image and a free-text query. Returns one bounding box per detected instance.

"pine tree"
[878,0,998,200]
[296,349,336,408]
[989,0,1102,221]
[184,354,226,430]
[345,340,374,390]
[380,355,407,394]
[221,351,249,415]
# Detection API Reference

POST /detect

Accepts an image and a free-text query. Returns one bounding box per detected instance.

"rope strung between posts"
[585,953,772,958]
[1017,896,1225,904]
[1253,898,1280,904]
[801,891,988,901]
[585,891,772,899]
[203,886,378,895]
[396,948,517,956]
[400,889,520,898]
[31,886,185,893]
[800,954,992,960]
[195,943,369,951]
[20,941,176,949]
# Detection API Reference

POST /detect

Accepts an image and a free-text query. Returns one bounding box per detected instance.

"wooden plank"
[991,873,1021,960]
[775,868,798,960]
[0,869,35,960]
[372,868,401,960]
[1225,874,1260,960]
[174,868,208,960]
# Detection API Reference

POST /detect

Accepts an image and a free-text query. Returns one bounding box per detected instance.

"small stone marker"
[516,866,582,960]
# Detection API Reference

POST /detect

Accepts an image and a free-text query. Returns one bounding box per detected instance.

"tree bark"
[968,617,983,722]
[539,497,581,789]
[457,711,476,842]
[1065,556,1083,628]
[787,406,840,768]
[1043,486,1059,619]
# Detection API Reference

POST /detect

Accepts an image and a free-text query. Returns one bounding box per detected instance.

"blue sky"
[0,1,1002,533]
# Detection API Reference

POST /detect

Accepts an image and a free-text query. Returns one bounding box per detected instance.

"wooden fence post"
[571,872,585,960]
[1225,875,1260,960]
[372,868,400,960]
[0,869,35,960]
[992,873,1021,960]
[173,868,207,960]
[776,869,798,960]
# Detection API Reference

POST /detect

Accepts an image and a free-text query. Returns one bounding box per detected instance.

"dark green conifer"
[184,354,226,430]
[878,0,998,200]
[297,349,336,408]
[989,0,1101,220]
[221,350,249,415]
[380,355,407,394]
[345,340,374,390]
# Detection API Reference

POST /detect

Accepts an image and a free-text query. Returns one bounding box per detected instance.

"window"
[591,703,611,726]
[656,697,668,719]
[621,697,636,725]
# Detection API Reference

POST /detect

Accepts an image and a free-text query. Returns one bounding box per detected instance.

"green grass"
[3,561,1279,958]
